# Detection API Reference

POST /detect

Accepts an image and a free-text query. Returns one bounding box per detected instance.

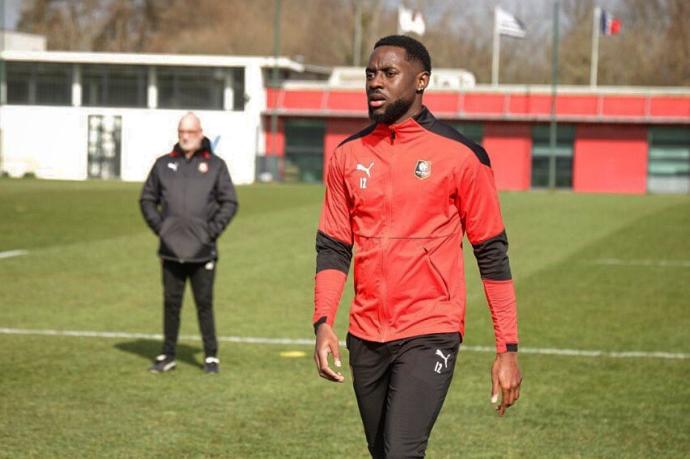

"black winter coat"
[139,137,238,262]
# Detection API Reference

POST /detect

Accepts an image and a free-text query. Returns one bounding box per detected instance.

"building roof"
[0,49,308,71]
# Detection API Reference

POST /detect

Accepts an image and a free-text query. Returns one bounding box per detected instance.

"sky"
[1,0,21,29]
[1,0,625,32]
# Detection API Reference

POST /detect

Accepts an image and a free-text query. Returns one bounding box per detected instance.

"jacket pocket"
[159,217,209,261]
[189,218,212,246]
[158,217,176,237]
[424,247,451,301]
[385,238,453,309]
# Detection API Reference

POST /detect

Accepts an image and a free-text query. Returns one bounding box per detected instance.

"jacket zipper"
[180,158,188,263]
[381,131,397,340]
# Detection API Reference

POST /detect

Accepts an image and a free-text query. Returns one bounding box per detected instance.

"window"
[531,125,575,189]
[87,115,122,179]
[284,120,325,183]
[7,62,72,106]
[231,67,245,111]
[82,65,147,108]
[647,127,690,194]
[454,122,483,145]
[157,66,225,110]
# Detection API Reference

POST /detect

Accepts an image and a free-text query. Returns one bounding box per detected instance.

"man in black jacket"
[140,112,238,374]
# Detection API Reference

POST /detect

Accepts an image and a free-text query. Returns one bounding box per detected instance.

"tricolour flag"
[600,10,621,35]
[495,6,526,38]
[398,5,426,36]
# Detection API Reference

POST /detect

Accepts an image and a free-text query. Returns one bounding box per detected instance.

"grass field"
[1,178,689,458]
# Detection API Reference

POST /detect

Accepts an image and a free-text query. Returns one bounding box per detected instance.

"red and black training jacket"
[314,107,518,352]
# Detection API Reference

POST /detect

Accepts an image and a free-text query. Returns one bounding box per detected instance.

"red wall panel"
[281,90,323,110]
[482,123,532,191]
[557,95,599,116]
[271,88,690,123]
[509,94,551,116]
[462,93,505,115]
[650,97,690,118]
[266,88,279,109]
[323,119,370,177]
[425,93,460,114]
[326,91,366,112]
[602,96,646,117]
[574,125,648,194]
[263,118,285,156]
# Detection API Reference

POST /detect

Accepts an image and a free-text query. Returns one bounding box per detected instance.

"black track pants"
[161,259,217,358]
[347,332,461,459]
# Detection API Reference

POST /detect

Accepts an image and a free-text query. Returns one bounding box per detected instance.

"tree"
[14,0,690,86]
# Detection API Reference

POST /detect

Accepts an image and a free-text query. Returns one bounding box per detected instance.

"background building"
[263,83,690,194]
[0,32,312,185]
[1,31,688,194]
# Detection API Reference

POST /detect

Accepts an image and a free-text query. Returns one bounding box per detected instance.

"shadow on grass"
[114,339,203,369]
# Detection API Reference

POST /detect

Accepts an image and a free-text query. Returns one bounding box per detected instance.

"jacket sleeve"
[455,150,519,353]
[139,162,163,235]
[208,160,239,240]
[313,149,353,329]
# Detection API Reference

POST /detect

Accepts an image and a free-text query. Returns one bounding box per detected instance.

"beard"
[368,96,414,125]
[179,137,202,153]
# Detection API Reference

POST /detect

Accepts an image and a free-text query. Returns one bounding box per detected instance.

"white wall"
[0,106,259,184]
[0,31,47,52]
[0,106,87,179]
[0,60,276,184]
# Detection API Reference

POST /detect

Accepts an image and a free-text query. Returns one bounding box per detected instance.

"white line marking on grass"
[0,250,28,259]
[592,258,690,268]
[0,327,688,360]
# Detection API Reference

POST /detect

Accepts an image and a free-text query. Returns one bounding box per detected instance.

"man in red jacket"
[312,35,522,458]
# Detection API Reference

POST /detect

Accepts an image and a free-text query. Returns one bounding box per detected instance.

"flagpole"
[0,0,5,105]
[353,0,362,66]
[548,0,560,191]
[590,6,600,87]
[270,0,281,163]
[0,0,5,176]
[491,7,500,86]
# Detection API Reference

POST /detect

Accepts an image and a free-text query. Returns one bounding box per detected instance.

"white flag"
[495,6,526,38]
[398,6,426,36]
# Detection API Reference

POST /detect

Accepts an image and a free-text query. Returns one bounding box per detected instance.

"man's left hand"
[490,352,522,416]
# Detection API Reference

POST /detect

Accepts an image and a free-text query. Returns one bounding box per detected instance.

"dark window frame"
[81,64,148,108]
[284,119,326,183]
[531,125,575,189]
[156,66,226,111]
[6,61,72,106]
[453,122,484,145]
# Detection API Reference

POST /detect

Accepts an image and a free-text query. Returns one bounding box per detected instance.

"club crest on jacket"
[414,160,431,179]
[198,162,208,174]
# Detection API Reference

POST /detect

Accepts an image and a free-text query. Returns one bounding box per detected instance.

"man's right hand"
[313,323,345,383]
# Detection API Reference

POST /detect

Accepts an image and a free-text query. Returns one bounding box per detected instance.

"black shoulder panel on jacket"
[201,136,213,154]
[414,107,491,167]
[337,123,377,148]
[471,230,512,280]
[316,230,353,274]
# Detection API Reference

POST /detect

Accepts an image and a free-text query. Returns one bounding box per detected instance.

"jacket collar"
[170,137,213,159]
[372,106,435,141]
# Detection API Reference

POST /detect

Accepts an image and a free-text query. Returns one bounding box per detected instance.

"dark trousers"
[347,332,461,459]
[161,259,217,358]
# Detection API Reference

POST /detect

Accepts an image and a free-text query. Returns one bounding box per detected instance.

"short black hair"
[374,35,431,73]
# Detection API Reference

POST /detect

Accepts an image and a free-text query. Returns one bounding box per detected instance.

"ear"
[415,71,430,94]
